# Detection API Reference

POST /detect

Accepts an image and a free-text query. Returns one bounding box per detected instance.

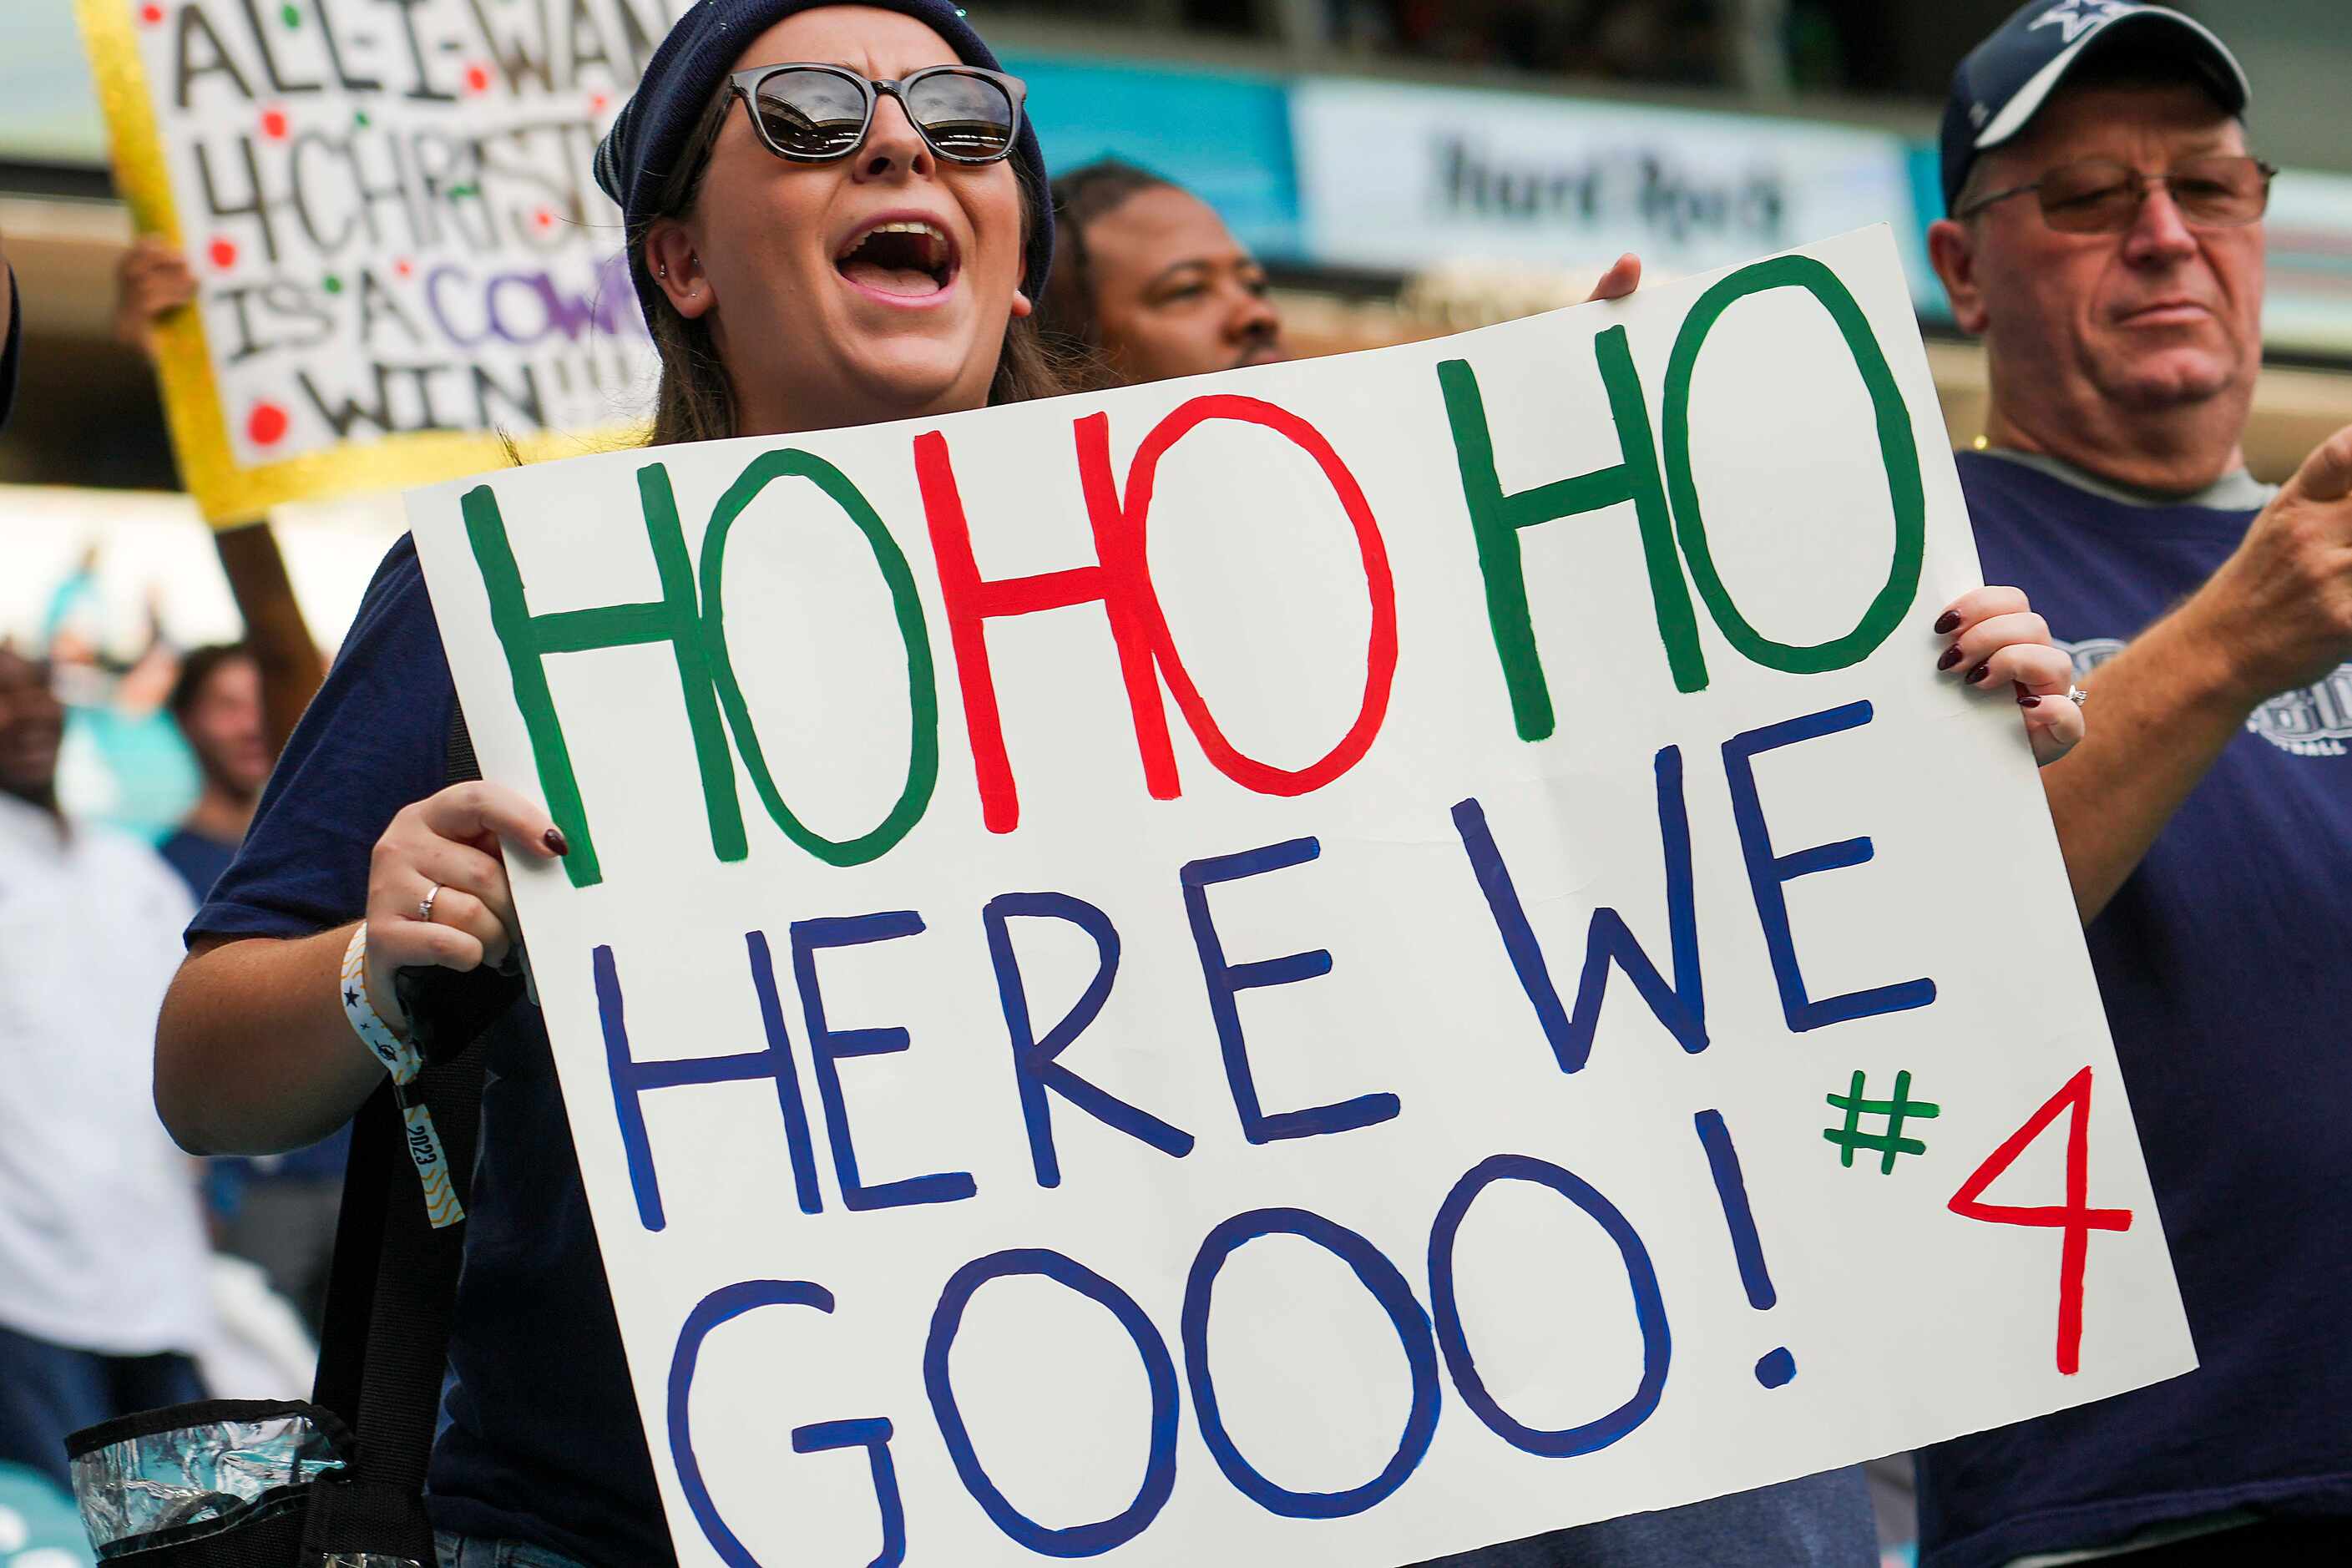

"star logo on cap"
[2031,1,2136,46]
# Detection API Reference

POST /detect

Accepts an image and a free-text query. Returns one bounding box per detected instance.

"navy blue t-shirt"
[1916,454,2352,1567]
[191,538,673,1568]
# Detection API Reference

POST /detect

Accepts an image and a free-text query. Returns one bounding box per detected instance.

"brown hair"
[167,643,255,721]
[632,89,1073,446]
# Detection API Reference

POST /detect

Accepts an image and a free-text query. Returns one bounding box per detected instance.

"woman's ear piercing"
[657,264,669,279]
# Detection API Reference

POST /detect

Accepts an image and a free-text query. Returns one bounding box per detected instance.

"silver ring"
[2066,685,2088,707]
[417,883,441,923]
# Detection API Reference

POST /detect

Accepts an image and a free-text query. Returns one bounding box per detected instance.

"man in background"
[1040,160,1289,382]
[1043,159,1644,392]
[1918,4,2352,1563]
[0,645,211,1484]
[158,643,269,901]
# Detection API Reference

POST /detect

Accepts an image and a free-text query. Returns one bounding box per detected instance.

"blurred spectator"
[158,644,266,901]
[1042,160,1287,382]
[0,645,211,1487]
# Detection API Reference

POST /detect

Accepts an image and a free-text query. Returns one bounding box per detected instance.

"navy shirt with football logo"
[191,539,674,1568]
[1916,452,2352,1568]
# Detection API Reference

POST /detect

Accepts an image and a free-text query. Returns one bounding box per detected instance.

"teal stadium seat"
[0,1463,94,1567]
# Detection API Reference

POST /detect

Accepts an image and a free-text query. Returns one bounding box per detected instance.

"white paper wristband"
[341,923,422,1085]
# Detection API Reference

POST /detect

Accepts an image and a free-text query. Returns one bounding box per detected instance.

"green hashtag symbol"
[1823,1070,1940,1174]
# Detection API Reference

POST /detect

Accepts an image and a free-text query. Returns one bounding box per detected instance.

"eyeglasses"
[1956,154,2277,233]
[726,63,1026,165]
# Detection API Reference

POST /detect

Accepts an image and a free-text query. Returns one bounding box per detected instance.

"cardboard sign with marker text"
[409,227,2193,1567]
[77,0,680,524]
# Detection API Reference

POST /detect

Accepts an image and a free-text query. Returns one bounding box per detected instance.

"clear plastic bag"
[69,1401,349,1556]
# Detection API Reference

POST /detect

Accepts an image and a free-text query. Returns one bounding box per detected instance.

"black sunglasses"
[726,63,1026,165]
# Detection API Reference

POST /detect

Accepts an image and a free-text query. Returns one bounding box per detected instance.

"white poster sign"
[411,227,2192,1568]
[1292,78,1925,287]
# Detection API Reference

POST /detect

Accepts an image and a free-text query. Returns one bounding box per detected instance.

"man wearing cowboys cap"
[1917,4,2352,1565]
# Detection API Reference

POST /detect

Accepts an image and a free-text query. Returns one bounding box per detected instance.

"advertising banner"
[1292,78,1925,290]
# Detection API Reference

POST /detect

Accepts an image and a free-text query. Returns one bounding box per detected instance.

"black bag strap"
[300,705,493,1560]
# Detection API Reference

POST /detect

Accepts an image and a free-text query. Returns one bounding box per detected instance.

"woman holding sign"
[151,4,2089,1567]
[157,3,1063,1565]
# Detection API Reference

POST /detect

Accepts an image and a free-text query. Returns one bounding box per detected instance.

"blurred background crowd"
[0,2,2346,1565]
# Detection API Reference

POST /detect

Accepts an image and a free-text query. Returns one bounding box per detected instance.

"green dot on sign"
[353,109,370,129]
[322,274,342,294]
[281,3,301,27]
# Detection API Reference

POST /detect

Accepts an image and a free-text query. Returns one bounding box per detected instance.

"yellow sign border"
[74,0,645,527]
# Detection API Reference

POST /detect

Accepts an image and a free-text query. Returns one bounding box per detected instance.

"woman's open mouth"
[834,218,959,301]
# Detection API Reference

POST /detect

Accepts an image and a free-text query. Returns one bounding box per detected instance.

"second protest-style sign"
[77,0,679,523]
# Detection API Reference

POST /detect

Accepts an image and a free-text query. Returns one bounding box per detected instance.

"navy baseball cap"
[594,0,1053,328]
[1940,2,2251,214]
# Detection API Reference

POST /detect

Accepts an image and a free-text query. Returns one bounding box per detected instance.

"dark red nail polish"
[544,827,569,857]
[1933,611,1961,635]
[2018,695,2041,709]
[1937,645,1965,670]
[1966,661,1991,685]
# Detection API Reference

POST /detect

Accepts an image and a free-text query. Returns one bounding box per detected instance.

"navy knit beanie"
[595,0,1053,329]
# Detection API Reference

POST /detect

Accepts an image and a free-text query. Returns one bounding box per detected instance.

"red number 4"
[1948,1067,2135,1376]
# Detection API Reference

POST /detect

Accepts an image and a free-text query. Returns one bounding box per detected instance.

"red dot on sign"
[139,3,165,25]
[533,207,555,230]
[207,237,238,271]
[247,402,290,447]
[463,63,491,94]
[589,92,609,114]
[260,108,289,139]
[394,258,414,279]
